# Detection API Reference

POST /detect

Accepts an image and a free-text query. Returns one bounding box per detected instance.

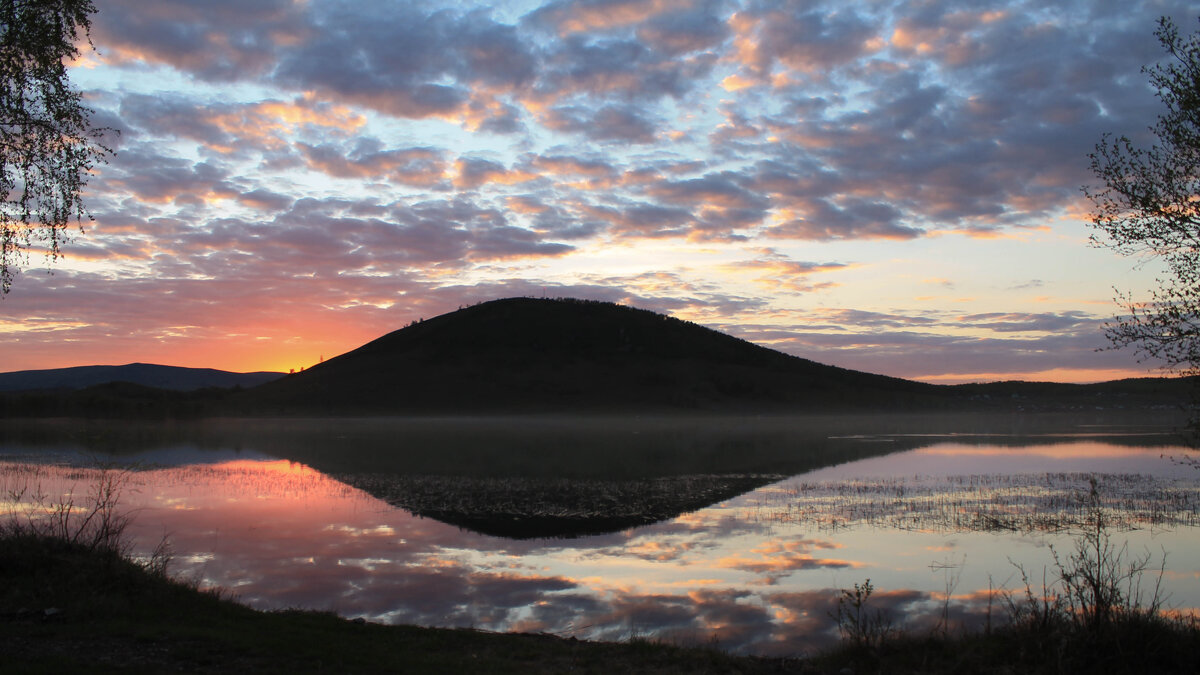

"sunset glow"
[1,0,1194,382]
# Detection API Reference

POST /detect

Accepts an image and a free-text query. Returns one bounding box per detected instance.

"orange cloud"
[890,11,1008,66]
[530,156,618,190]
[545,0,693,35]
[505,196,550,215]
[204,98,366,153]
[720,73,759,92]
[723,249,849,292]
[532,156,616,179]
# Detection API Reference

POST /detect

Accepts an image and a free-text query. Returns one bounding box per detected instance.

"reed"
[744,471,1200,533]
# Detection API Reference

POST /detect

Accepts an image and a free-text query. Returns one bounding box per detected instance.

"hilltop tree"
[1,0,113,294]
[1085,16,1200,376]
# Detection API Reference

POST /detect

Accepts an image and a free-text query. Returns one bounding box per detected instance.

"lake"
[2,414,1198,656]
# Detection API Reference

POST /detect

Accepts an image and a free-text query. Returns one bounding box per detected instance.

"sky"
[1,0,1195,384]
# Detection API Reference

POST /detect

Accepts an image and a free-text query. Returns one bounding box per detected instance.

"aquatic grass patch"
[744,471,1200,532]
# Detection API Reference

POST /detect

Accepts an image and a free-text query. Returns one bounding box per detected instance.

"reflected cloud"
[715,539,854,582]
[623,540,696,562]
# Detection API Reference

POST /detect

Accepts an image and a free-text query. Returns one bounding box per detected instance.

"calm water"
[2,415,1198,656]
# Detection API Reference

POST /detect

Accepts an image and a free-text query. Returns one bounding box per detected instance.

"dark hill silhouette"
[242,297,945,414]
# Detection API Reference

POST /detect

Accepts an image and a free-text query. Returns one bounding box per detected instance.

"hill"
[241,297,944,414]
[0,363,284,393]
[951,377,1196,412]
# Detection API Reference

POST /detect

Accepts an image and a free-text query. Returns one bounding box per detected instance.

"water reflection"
[3,426,1199,656]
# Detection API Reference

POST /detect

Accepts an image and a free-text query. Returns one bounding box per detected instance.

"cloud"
[92,0,303,81]
[525,0,699,37]
[461,95,527,134]
[728,4,880,80]
[237,189,295,212]
[118,93,234,151]
[954,311,1098,334]
[452,157,539,190]
[543,104,660,143]
[523,26,718,114]
[723,249,848,292]
[580,201,694,238]
[764,198,921,241]
[100,146,238,205]
[647,172,770,214]
[97,1,537,122]
[637,5,730,55]
[530,155,618,181]
[509,198,607,240]
[1009,279,1045,291]
[270,6,533,120]
[298,142,449,187]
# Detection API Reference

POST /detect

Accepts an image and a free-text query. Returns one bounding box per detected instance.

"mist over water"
[3,414,1197,656]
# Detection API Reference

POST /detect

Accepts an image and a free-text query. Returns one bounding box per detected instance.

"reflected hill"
[214,416,944,538]
[5,413,1187,538]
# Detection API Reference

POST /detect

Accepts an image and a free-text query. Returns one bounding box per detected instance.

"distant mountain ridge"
[0,363,284,393]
